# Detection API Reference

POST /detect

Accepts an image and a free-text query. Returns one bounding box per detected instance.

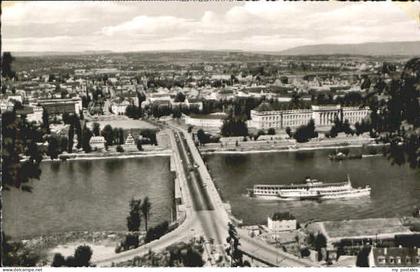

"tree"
[127,198,142,232]
[81,124,92,153]
[2,52,17,79]
[290,92,302,108]
[285,127,292,137]
[196,129,209,146]
[116,145,124,153]
[125,104,141,119]
[226,223,243,266]
[356,246,371,267]
[112,128,120,145]
[267,128,275,135]
[59,136,68,154]
[144,221,169,243]
[92,122,100,136]
[2,232,41,266]
[62,112,72,124]
[52,253,66,267]
[174,92,186,103]
[314,233,327,261]
[42,108,50,134]
[74,245,93,267]
[137,91,146,107]
[136,140,143,151]
[374,58,420,169]
[293,119,318,143]
[47,135,65,159]
[183,248,204,267]
[101,124,114,147]
[68,122,75,153]
[119,128,125,145]
[221,118,248,137]
[141,197,152,231]
[74,116,82,149]
[2,111,43,190]
[280,75,288,84]
[172,107,182,119]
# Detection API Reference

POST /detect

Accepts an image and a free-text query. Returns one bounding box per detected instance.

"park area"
[90,119,157,131]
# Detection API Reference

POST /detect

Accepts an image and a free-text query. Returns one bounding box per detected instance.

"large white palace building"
[249,103,370,129]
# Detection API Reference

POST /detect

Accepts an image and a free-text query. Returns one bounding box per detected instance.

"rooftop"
[318,218,413,241]
[270,212,296,221]
[188,112,227,120]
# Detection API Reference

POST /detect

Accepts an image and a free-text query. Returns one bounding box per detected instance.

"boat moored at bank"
[247,176,371,201]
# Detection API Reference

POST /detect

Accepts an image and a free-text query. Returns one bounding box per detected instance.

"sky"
[2,1,420,52]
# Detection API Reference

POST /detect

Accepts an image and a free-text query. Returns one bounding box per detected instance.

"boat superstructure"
[247,176,371,201]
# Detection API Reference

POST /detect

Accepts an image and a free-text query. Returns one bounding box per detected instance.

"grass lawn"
[90,119,157,130]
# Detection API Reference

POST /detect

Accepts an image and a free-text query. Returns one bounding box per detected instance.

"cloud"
[2,1,419,52]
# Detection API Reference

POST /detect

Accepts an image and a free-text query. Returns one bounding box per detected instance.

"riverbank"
[13,230,144,265]
[200,140,387,155]
[40,149,172,162]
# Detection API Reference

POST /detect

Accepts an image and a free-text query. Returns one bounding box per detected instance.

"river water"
[204,149,420,225]
[3,157,173,238]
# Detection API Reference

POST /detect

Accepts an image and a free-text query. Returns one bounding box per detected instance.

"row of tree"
[52,245,93,267]
[220,117,249,137]
[292,119,318,143]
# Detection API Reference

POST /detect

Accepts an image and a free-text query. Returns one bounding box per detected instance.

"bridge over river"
[95,123,317,267]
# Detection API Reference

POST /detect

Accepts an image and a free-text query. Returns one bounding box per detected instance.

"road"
[95,122,318,267]
[169,124,317,267]
[95,128,229,266]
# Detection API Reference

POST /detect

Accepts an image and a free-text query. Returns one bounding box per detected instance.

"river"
[3,157,173,239]
[204,148,420,225]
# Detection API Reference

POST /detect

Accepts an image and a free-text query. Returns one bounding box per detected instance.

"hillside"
[278,41,420,56]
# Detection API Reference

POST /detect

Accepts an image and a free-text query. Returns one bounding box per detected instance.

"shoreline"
[200,142,387,155]
[41,150,172,162]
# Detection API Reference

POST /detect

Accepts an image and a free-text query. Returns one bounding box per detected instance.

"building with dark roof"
[368,247,420,267]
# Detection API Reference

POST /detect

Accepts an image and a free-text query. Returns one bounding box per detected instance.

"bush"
[267,128,275,135]
[122,234,139,250]
[293,119,318,143]
[140,129,158,145]
[136,140,143,151]
[52,253,66,267]
[116,145,124,153]
[145,221,169,243]
[74,245,93,267]
[221,118,248,137]
[300,248,311,258]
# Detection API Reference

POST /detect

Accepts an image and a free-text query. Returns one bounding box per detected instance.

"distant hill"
[277,41,420,56]
[11,50,113,57]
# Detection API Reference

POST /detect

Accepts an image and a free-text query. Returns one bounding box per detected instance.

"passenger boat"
[328,152,362,161]
[247,176,371,201]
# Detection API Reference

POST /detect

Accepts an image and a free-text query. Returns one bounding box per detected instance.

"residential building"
[369,247,420,267]
[111,99,130,115]
[183,112,227,128]
[89,136,106,151]
[307,218,415,257]
[267,212,297,232]
[38,97,82,114]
